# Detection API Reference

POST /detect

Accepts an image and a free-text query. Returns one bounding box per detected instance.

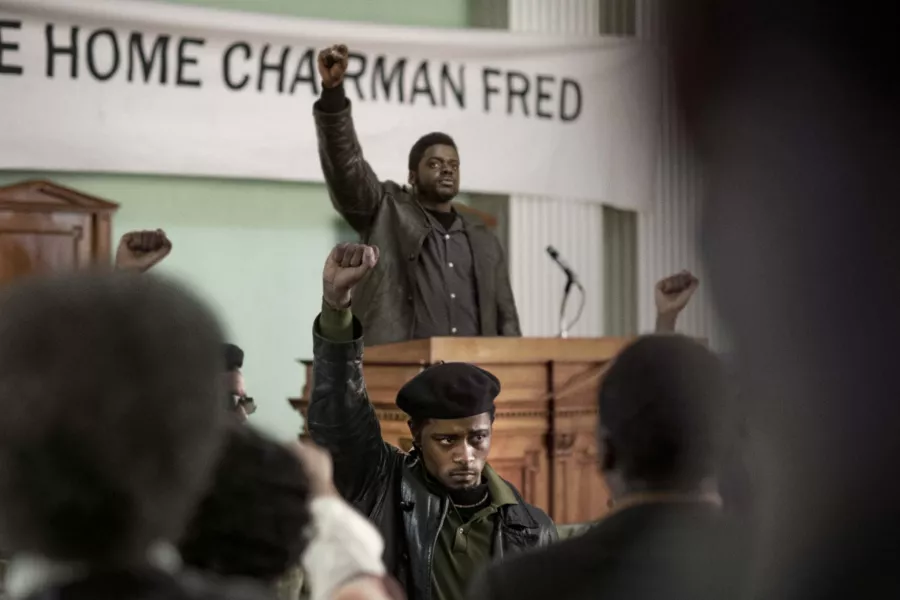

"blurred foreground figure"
[668,1,900,597]
[0,273,266,600]
[469,335,748,600]
[180,425,400,600]
[290,441,404,600]
[179,425,312,599]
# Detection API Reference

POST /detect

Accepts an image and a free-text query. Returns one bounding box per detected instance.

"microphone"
[546,246,579,283]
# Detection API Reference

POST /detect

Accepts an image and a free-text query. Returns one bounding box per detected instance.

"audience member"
[716,356,754,521]
[654,272,754,519]
[291,441,403,600]
[314,44,520,346]
[114,229,255,422]
[667,1,900,596]
[223,343,256,421]
[179,425,312,599]
[468,334,749,600]
[0,272,268,599]
[307,242,555,600]
[555,269,702,542]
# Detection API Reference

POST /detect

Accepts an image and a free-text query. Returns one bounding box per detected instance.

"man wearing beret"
[307,243,557,600]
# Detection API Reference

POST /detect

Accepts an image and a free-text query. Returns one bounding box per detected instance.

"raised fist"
[317,44,349,89]
[114,229,172,273]
[655,270,699,319]
[322,243,379,309]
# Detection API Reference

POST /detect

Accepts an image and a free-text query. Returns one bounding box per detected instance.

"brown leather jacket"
[313,100,521,346]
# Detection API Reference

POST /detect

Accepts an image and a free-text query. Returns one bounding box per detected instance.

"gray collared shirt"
[412,209,481,339]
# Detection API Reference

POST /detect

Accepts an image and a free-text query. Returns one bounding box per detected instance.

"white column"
[634,0,727,346]
[506,0,606,337]
[509,0,601,34]
[509,196,604,337]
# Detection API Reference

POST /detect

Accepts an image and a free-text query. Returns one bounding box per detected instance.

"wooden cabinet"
[0,180,118,285]
[291,335,632,525]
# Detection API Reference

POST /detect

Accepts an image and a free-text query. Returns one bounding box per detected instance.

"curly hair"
[599,334,727,490]
[179,425,312,582]
[0,272,227,563]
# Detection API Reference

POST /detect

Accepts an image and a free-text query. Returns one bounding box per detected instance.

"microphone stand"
[558,276,586,338]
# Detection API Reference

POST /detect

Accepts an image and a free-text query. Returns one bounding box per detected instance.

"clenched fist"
[322,243,379,310]
[656,270,699,315]
[114,229,172,273]
[655,270,699,332]
[317,44,349,89]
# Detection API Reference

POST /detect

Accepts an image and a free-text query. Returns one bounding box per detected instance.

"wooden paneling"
[0,213,92,282]
[291,336,631,524]
[0,180,118,285]
[363,335,632,364]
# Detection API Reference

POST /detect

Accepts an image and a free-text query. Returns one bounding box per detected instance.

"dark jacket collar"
[401,453,540,530]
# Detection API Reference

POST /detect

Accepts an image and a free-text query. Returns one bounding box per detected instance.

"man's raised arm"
[306,243,389,512]
[114,229,172,272]
[654,270,700,333]
[314,44,384,234]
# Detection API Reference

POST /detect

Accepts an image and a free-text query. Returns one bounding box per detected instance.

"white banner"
[0,0,659,209]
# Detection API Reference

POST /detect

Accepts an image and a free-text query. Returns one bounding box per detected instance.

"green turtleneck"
[420,461,518,600]
[317,301,354,342]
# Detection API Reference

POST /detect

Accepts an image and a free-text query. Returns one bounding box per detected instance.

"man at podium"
[313,44,521,346]
[308,243,556,600]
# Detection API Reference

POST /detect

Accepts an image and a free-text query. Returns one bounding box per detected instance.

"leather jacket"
[306,317,557,600]
[313,100,522,347]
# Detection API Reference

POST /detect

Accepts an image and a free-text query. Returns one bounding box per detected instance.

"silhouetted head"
[599,334,727,498]
[0,272,226,565]
[180,425,312,583]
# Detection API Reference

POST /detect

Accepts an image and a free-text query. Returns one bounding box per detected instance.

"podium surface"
[291,335,633,524]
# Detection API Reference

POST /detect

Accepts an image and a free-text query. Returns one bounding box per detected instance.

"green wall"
[0,0,470,441]
[167,0,469,27]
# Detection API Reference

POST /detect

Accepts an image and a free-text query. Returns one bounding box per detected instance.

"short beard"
[435,188,457,203]
[415,184,455,205]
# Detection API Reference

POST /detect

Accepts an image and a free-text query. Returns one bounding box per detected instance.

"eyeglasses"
[231,394,257,416]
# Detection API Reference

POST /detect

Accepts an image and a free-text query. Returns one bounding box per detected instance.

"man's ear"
[407,170,416,186]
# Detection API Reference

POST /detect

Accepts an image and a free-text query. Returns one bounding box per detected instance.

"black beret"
[396,362,500,420]
[224,343,244,371]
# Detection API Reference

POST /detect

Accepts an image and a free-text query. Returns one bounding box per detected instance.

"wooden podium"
[290,336,632,525]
